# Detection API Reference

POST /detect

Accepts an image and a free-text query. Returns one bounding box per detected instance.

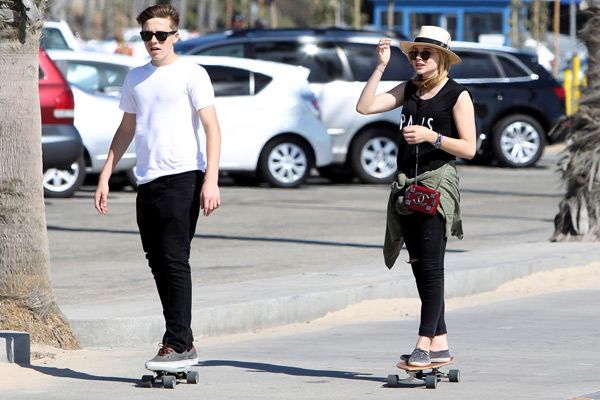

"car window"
[496,55,528,78]
[41,27,70,50]
[204,65,251,96]
[341,43,412,81]
[253,41,343,83]
[53,60,130,94]
[450,51,500,79]
[199,44,244,57]
[254,72,272,94]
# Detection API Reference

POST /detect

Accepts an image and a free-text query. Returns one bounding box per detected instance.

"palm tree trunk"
[0,0,78,349]
[552,2,600,242]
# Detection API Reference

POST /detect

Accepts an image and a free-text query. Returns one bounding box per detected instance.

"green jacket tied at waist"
[383,162,463,269]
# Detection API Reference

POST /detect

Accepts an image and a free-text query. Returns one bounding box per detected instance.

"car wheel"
[43,155,86,198]
[258,136,311,188]
[492,114,545,168]
[351,128,397,184]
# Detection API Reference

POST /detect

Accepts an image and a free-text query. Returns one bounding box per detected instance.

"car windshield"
[41,28,71,50]
[54,60,131,96]
[253,41,343,83]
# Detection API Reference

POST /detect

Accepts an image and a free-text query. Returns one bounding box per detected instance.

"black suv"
[176,28,565,182]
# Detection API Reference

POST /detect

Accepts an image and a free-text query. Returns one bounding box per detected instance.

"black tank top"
[397,78,469,177]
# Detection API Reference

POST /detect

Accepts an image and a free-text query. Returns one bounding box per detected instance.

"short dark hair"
[136,4,179,29]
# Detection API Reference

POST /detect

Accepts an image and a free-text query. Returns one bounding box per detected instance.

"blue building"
[368,0,582,46]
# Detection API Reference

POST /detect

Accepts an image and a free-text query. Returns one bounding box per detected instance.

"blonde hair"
[410,49,451,89]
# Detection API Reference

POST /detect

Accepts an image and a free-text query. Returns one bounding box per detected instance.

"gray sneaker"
[401,349,451,363]
[186,345,198,366]
[407,348,430,367]
[145,344,189,371]
[430,349,451,363]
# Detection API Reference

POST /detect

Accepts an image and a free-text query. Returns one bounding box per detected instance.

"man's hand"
[94,179,110,214]
[200,180,220,216]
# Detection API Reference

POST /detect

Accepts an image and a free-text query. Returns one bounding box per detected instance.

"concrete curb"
[64,241,600,347]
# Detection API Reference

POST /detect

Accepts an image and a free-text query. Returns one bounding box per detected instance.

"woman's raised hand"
[377,38,392,69]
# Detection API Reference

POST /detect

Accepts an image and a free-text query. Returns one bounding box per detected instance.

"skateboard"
[141,365,199,389]
[387,358,459,389]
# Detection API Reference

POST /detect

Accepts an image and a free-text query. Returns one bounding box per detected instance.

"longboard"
[141,365,199,389]
[387,358,459,389]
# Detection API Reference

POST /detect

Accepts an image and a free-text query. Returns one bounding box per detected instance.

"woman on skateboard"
[356,26,476,366]
[95,4,221,370]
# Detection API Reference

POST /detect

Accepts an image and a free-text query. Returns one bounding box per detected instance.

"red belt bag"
[403,184,440,215]
[402,145,447,216]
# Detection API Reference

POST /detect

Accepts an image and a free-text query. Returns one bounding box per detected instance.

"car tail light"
[50,89,75,123]
[552,85,566,102]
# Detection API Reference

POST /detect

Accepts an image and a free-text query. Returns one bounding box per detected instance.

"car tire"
[492,114,545,168]
[43,155,86,198]
[258,136,312,188]
[350,128,397,184]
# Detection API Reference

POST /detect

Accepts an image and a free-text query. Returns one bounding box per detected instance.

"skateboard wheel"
[187,370,200,384]
[141,375,153,388]
[448,369,460,383]
[387,374,399,387]
[163,375,177,389]
[425,375,437,389]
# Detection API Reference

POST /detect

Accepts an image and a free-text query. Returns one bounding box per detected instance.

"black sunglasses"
[140,30,177,42]
[408,50,433,61]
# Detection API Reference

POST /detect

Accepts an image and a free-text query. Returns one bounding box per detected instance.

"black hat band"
[414,37,449,49]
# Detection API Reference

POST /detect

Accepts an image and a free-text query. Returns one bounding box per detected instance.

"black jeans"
[399,211,447,338]
[136,170,203,353]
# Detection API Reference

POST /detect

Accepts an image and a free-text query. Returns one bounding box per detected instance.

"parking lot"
[45,150,564,307]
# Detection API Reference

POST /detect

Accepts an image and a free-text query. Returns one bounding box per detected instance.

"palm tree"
[0,0,78,349]
[552,1,600,242]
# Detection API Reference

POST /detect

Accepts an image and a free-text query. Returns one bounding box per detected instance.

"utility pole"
[354,0,361,29]
[270,0,278,28]
[553,0,560,78]
[387,0,394,31]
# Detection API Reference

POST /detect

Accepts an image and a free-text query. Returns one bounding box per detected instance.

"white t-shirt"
[119,58,215,184]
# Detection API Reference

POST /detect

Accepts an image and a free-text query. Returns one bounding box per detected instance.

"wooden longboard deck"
[396,357,454,371]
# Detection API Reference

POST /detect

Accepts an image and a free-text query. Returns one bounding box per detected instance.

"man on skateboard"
[94,3,221,371]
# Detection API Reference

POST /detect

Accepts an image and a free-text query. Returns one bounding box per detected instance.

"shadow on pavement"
[25,364,139,385]
[197,359,387,383]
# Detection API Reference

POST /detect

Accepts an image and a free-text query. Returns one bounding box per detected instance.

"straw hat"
[400,26,461,65]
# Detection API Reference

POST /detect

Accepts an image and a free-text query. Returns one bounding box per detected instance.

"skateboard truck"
[387,358,459,389]
[141,369,199,389]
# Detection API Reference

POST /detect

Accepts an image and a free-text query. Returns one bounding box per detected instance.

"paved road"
[4,289,599,399]
[41,147,600,345]
[46,152,562,306]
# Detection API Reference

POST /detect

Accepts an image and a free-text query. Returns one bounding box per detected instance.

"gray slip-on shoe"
[407,348,430,367]
[430,349,451,363]
[401,349,451,363]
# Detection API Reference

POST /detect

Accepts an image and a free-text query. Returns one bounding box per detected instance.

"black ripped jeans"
[399,211,447,338]
[136,170,203,353]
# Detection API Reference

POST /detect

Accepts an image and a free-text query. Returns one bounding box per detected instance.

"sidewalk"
[59,240,600,347]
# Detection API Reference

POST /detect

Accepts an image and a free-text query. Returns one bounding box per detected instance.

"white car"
[45,50,145,196]
[42,20,86,51]
[45,51,331,192]
[181,55,332,187]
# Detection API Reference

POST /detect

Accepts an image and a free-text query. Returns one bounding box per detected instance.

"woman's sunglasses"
[408,50,432,61]
[140,30,178,42]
